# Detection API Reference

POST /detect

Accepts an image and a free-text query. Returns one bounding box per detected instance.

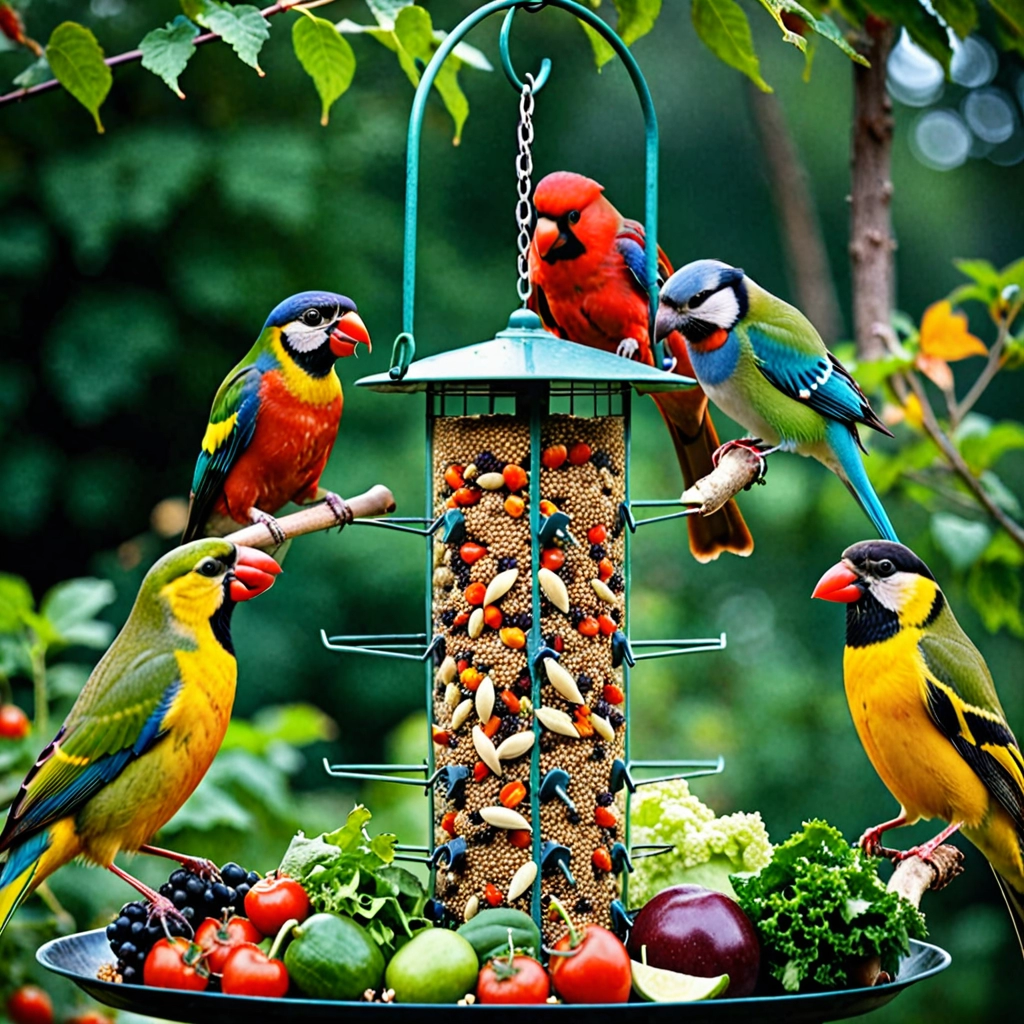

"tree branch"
[223,484,396,549]
[953,317,1011,426]
[0,1,336,110]
[850,21,897,361]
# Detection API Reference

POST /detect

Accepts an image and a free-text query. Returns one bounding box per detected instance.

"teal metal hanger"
[390,0,662,380]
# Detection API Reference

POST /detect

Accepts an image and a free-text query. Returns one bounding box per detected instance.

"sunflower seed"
[451,698,474,730]
[463,895,480,922]
[476,675,495,723]
[473,726,502,777]
[535,706,580,737]
[463,463,479,481]
[591,712,615,742]
[436,656,457,686]
[507,861,538,902]
[445,683,462,707]
[484,568,519,606]
[433,566,455,589]
[477,472,506,490]
[468,607,485,639]
[544,659,585,704]
[479,806,530,831]
[591,578,617,604]
[496,730,536,760]
[538,568,570,614]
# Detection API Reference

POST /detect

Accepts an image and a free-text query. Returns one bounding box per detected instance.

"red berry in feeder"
[445,465,465,490]
[542,445,567,469]
[503,464,528,491]
[569,442,592,465]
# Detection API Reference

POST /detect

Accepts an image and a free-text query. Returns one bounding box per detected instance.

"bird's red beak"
[230,546,282,602]
[534,216,562,259]
[812,561,863,603]
[329,311,372,358]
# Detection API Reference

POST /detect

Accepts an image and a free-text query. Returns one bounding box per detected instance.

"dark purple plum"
[627,884,760,997]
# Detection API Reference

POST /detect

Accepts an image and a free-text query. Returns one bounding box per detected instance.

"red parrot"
[528,171,753,562]
[183,291,371,545]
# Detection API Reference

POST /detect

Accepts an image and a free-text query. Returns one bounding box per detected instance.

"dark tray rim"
[39,928,951,1014]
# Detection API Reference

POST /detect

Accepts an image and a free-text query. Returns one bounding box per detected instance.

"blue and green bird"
[655,259,898,541]
[0,540,280,935]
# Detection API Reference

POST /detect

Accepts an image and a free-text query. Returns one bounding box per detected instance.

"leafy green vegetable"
[279,805,429,956]
[731,820,926,992]
[628,778,772,903]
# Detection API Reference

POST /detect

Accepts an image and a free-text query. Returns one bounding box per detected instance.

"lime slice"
[631,959,730,1002]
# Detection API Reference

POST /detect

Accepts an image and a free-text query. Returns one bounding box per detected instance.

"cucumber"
[283,912,385,1000]
[457,908,541,962]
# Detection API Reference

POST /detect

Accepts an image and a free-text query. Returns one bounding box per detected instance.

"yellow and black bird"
[813,540,1024,952]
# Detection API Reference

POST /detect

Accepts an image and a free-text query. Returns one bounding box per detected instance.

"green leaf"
[41,577,116,649]
[188,0,269,75]
[140,15,199,99]
[808,13,869,66]
[615,0,664,45]
[754,0,809,52]
[12,55,50,88]
[931,512,992,570]
[959,420,1024,472]
[954,258,1001,288]
[932,0,979,38]
[45,21,112,132]
[692,0,772,92]
[0,573,33,633]
[251,702,337,747]
[293,11,355,125]
[990,0,1024,55]
[968,557,1024,636]
[581,22,617,68]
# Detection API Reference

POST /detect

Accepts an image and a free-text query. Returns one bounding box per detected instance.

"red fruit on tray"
[143,938,210,991]
[626,884,761,997]
[477,954,550,1004]
[243,876,311,937]
[195,914,264,974]
[548,905,631,1004]
[6,986,53,1024]
[221,943,290,998]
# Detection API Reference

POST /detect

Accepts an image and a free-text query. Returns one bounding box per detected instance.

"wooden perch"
[680,446,766,516]
[224,484,396,550]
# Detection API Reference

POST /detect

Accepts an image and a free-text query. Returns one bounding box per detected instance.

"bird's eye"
[689,289,714,309]
[301,308,323,327]
[197,558,222,578]
[567,210,580,225]
[876,559,895,577]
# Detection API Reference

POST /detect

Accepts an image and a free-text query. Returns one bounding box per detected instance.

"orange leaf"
[919,301,987,361]
[915,353,954,391]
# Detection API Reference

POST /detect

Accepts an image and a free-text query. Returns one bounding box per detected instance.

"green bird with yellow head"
[0,539,280,935]
[814,540,1024,953]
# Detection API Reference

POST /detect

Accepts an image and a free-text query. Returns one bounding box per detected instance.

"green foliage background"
[1,0,1024,1019]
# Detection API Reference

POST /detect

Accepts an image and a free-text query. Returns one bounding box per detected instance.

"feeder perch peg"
[441,509,467,544]
[609,899,638,940]
[432,836,468,871]
[434,765,470,801]
[630,843,676,861]
[611,630,635,669]
[540,840,576,886]
[538,510,577,547]
[609,842,633,875]
[539,768,577,816]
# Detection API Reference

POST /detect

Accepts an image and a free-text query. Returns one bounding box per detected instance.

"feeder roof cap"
[355,310,696,394]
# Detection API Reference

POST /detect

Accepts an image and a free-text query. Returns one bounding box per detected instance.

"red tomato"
[549,923,631,1004]
[66,1013,115,1024]
[477,955,550,1005]
[0,704,30,740]
[243,875,310,936]
[143,938,210,991]
[6,986,53,1024]
[195,914,264,974]
[221,943,290,998]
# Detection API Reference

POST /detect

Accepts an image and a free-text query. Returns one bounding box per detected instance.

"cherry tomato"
[221,942,290,998]
[66,1012,115,1024]
[477,955,550,1005]
[143,937,210,991]
[6,986,53,1024]
[243,875,310,936]
[548,909,631,1004]
[0,704,30,740]
[195,914,264,974]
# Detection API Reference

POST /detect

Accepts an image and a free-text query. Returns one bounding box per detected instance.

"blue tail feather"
[0,831,50,935]
[826,422,899,542]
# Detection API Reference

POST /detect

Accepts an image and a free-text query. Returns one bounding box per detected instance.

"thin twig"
[29,642,47,740]
[0,1,337,109]
[953,317,1011,427]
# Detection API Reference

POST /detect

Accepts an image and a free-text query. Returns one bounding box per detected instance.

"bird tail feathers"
[0,832,49,937]
[825,422,899,542]
[993,867,1024,959]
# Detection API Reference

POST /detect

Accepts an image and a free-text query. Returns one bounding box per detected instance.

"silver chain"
[515,73,536,305]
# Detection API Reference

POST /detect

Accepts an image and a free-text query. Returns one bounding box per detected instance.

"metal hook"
[499,5,552,95]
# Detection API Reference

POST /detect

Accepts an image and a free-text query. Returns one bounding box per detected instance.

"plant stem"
[850,20,897,360]
[0,1,337,109]
[35,882,76,933]
[30,642,47,738]
[953,318,1011,426]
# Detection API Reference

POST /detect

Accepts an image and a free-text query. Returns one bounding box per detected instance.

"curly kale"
[731,819,927,993]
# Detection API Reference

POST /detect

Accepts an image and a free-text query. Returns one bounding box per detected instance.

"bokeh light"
[910,109,972,170]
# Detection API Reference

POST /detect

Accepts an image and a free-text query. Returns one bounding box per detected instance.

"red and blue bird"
[182,291,371,544]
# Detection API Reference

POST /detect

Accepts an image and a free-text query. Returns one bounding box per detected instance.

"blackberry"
[497,556,518,571]
[497,716,520,740]
[474,451,504,474]
[567,809,581,825]
[595,699,612,719]
[477,663,491,675]
[450,553,468,574]
[596,791,615,806]
[508,612,532,631]
[589,543,606,561]
[608,572,624,593]
[155,863,258,922]
[591,744,606,761]
[440,609,457,627]
[574,897,594,914]
[107,899,191,980]
[469,811,484,826]
[470,827,498,846]
[456,651,474,665]
[590,451,614,472]
[609,710,625,728]
[610,607,622,624]
[569,606,585,627]
[576,673,593,694]
[514,673,532,695]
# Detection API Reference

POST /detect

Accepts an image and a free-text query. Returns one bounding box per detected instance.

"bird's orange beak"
[534,216,562,259]
[812,560,863,603]
[330,311,372,358]
[230,546,282,602]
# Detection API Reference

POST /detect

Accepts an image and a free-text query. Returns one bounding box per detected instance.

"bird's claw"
[146,895,193,937]
[711,439,769,483]
[615,337,640,360]
[323,491,353,532]
[858,826,886,858]
[250,508,286,547]
[178,856,221,883]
